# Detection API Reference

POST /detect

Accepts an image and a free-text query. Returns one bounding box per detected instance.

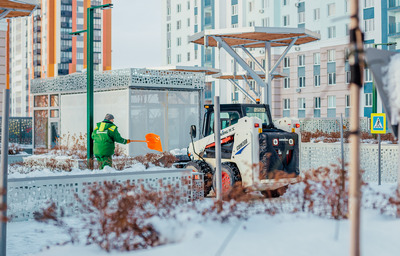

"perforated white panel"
[301,143,398,183]
[8,169,204,221]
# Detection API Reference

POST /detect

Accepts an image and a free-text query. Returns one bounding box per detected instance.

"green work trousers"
[95,155,112,169]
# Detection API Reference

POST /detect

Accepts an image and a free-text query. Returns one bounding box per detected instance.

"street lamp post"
[70,3,113,165]
[371,42,396,114]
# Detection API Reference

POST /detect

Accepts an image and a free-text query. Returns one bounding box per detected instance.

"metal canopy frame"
[189,27,320,106]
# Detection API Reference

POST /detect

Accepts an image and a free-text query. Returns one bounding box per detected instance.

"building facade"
[163,0,390,119]
[9,0,112,117]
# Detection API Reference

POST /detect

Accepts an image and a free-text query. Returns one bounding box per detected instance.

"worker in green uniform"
[91,113,132,169]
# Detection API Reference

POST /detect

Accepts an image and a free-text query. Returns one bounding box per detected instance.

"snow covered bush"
[35,181,187,252]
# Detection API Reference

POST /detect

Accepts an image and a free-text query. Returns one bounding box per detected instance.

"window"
[299,77,306,88]
[232,4,238,15]
[195,50,198,59]
[262,17,270,27]
[365,93,372,107]
[364,19,375,32]
[167,7,171,16]
[167,23,171,32]
[313,52,320,65]
[346,71,351,84]
[328,3,335,16]
[249,61,255,69]
[177,54,181,63]
[177,4,181,13]
[314,97,321,109]
[345,24,349,36]
[314,75,321,86]
[314,8,320,20]
[231,23,238,28]
[284,57,290,68]
[345,0,349,13]
[249,80,256,91]
[328,95,336,108]
[284,99,290,110]
[284,77,290,88]
[298,55,305,66]
[167,39,171,49]
[249,21,255,27]
[364,68,372,82]
[328,73,336,85]
[187,52,191,61]
[328,26,336,38]
[345,95,350,108]
[187,1,190,9]
[187,18,190,27]
[167,55,171,64]
[177,37,181,46]
[249,1,253,12]
[283,15,290,26]
[328,49,336,62]
[298,98,306,109]
[298,12,305,23]
[283,0,289,6]
[364,0,374,8]
[177,20,181,30]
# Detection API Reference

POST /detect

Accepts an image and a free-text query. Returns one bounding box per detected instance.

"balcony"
[389,22,400,36]
[33,26,41,32]
[34,49,41,55]
[33,38,41,44]
[389,0,400,8]
[61,0,72,4]
[61,46,72,52]
[61,22,72,28]
[61,10,72,17]
[61,34,72,40]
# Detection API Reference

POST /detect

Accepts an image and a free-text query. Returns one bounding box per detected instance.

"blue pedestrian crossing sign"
[370,113,386,134]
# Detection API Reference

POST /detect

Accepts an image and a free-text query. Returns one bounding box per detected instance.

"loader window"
[245,106,272,126]
[208,111,240,135]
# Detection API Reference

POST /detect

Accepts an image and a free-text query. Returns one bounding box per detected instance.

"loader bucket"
[145,133,163,152]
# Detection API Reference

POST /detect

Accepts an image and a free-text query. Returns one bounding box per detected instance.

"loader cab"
[202,104,274,137]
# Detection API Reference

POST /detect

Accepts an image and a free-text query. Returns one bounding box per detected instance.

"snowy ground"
[7,184,400,256]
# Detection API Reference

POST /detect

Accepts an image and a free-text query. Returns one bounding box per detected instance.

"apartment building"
[162,0,389,119]
[9,0,112,117]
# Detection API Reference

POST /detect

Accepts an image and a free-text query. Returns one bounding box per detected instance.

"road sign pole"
[378,133,381,185]
[214,96,222,202]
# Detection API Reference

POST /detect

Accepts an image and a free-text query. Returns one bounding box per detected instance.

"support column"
[264,42,272,106]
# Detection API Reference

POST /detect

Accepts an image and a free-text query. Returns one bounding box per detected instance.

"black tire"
[261,185,288,198]
[185,160,214,196]
[213,162,242,195]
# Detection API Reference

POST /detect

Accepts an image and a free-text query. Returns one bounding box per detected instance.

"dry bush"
[6,143,25,155]
[284,163,360,219]
[34,147,49,155]
[35,181,186,252]
[23,155,75,172]
[132,152,177,168]
[302,130,398,144]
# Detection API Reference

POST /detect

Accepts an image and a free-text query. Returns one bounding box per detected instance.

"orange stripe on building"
[102,0,112,71]
[47,0,57,77]
[83,0,91,69]
[70,0,77,74]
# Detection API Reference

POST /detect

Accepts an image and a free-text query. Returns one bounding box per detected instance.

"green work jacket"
[91,120,127,156]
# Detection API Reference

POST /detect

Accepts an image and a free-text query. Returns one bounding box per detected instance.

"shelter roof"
[0,0,39,19]
[189,27,320,48]
[150,66,220,75]
[213,71,287,80]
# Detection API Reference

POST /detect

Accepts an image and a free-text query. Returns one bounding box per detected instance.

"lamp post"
[70,3,113,165]
[371,42,396,114]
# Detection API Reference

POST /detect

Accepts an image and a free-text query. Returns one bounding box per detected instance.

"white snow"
[6,184,400,256]
[384,53,400,115]
[8,163,169,179]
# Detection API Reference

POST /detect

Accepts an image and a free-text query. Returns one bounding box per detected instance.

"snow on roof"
[149,65,220,75]
[213,71,287,80]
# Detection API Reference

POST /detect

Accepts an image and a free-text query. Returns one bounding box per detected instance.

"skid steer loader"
[185,104,300,197]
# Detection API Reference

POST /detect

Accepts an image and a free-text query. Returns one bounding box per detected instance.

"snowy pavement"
[7,201,400,256]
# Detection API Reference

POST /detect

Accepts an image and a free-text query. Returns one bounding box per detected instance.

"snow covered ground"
[7,184,400,256]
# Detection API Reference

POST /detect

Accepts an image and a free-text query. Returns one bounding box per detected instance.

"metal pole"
[87,7,94,165]
[264,42,272,106]
[398,124,400,186]
[0,89,10,256]
[378,133,381,185]
[348,0,364,255]
[340,114,345,171]
[372,44,378,114]
[214,96,222,201]
[0,20,10,256]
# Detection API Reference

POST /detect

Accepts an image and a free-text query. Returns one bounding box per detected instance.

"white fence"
[301,143,398,183]
[8,169,203,221]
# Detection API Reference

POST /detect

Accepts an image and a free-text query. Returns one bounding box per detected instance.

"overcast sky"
[112,0,162,69]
